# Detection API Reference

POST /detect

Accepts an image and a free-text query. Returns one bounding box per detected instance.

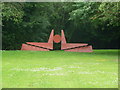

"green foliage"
[70,2,120,27]
[69,2,120,48]
[2,2,120,50]
[2,2,24,23]
[97,2,120,26]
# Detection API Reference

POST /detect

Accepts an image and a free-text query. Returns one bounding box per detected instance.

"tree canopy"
[2,2,120,50]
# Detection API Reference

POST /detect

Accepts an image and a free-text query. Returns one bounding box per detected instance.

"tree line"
[2,2,120,50]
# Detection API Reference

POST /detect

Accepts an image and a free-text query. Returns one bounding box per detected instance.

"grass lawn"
[2,50,118,88]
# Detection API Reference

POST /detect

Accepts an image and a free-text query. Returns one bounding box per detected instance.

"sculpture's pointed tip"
[61,30,64,32]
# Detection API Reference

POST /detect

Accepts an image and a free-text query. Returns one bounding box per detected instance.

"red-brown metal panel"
[21,29,54,51]
[26,42,53,49]
[61,30,67,44]
[48,29,54,44]
[61,29,93,52]
[21,44,49,51]
[64,45,93,52]
[61,43,88,49]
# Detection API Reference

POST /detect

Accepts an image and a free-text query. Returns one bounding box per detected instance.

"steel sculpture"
[21,29,93,52]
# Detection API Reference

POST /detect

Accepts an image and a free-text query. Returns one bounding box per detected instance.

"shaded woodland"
[1,2,120,50]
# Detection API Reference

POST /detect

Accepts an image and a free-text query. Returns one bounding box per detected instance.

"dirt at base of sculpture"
[21,29,93,52]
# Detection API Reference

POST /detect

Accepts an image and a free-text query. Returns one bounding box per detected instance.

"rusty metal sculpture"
[21,30,54,51]
[21,29,93,52]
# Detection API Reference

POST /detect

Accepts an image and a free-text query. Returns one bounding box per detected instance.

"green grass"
[2,50,118,88]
